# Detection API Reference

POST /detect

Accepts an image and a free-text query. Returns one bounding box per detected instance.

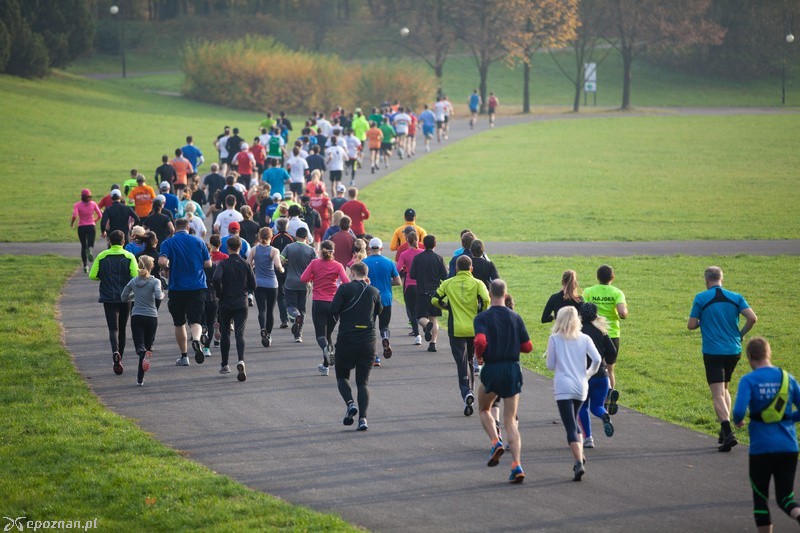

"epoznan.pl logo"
[4,518,97,531]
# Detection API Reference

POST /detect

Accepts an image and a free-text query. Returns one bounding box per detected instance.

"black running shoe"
[192,339,205,364]
[261,329,270,348]
[718,432,738,452]
[718,429,724,444]
[423,321,434,342]
[112,352,123,375]
[237,361,247,382]
[427,342,437,353]
[607,389,620,415]
[602,413,614,437]
[343,403,358,426]
[573,460,585,481]
[382,337,392,359]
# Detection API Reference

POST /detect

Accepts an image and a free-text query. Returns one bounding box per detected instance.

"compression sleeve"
[475,333,487,357]
[520,340,533,353]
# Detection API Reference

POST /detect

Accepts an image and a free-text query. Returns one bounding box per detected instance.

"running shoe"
[87,247,94,262]
[213,322,221,341]
[137,381,144,386]
[200,327,209,346]
[573,460,585,481]
[487,440,504,467]
[213,340,220,347]
[343,403,358,426]
[606,389,620,415]
[279,322,289,329]
[382,337,392,359]
[192,339,205,364]
[294,336,303,343]
[83,266,89,274]
[427,342,437,353]
[373,357,381,367]
[317,364,329,376]
[261,329,270,348]
[237,361,247,382]
[357,418,368,431]
[718,429,724,444]
[423,322,434,342]
[176,356,190,366]
[202,347,211,358]
[141,351,152,373]
[509,465,525,484]
[583,436,595,449]
[112,352,123,375]
[291,314,304,337]
[247,293,254,307]
[219,364,230,374]
[414,335,422,346]
[602,413,615,437]
[718,432,738,452]
[464,392,475,416]
[473,364,480,375]
[323,346,334,366]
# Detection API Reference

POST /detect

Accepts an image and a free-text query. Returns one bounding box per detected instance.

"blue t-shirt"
[473,306,530,364]
[262,167,289,199]
[181,144,203,170]
[220,235,250,260]
[163,193,180,218]
[419,110,436,128]
[690,286,750,355]
[469,93,480,111]
[362,254,399,307]
[732,366,800,454]
[159,231,210,291]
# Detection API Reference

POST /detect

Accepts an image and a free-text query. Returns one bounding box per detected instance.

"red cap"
[81,188,92,197]
[228,221,240,231]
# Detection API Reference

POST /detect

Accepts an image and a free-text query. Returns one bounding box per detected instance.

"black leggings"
[750,452,800,527]
[202,299,218,348]
[219,307,247,367]
[78,225,96,267]
[103,302,130,356]
[557,399,584,444]
[130,314,157,382]
[312,300,338,355]
[335,344,374,419]
[377,305,391,338]
[403,286,419,335]
[254,286,278,333]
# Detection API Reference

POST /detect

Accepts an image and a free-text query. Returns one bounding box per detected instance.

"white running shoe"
[414,335,422,346]
[317,364,329,376]
[175,356,190,366]
[219,364,231,374]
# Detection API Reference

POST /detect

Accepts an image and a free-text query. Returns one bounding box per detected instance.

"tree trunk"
[522,61,531,114]
[573,46,583,112]
[478,62,489,114]
[434,63,444,98]
[621,45,633,110]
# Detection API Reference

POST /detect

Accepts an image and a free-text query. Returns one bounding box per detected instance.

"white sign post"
[584,62,597,105]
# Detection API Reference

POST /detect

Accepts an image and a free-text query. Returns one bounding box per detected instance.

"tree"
[502,0,579,113]
[21,0,94,68]
[606,0,725,110]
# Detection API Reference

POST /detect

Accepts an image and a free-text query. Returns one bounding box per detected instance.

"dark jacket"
[216,185,246,211]
[541,291,583,323]
[329,279,382,345]
[581,321,617,379]
[213,254,256,309]
[409,249,447,295]
[101,201,140,236]
[89,244,138,303]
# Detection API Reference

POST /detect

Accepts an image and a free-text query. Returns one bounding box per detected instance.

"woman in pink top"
[71,188,102,273]
[396,231,425,345]
[300,240,350,375]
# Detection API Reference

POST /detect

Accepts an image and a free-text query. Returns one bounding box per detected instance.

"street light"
[109,4,126,78]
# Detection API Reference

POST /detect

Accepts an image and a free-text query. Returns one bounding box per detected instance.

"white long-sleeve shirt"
[546,333,601,401]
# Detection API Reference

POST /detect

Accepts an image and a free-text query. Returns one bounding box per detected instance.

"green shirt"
[379,123,396,143]
[260,118,276,130]
[268,136,283,158]
[432,270,490,337]
[582,284,626,338]
[352,115,369,141]
[123,178,138,206]
[368,113,384,126]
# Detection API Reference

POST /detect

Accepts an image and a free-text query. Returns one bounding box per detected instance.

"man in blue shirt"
[158,181,180,218]
[262,158,290,200]
[159,218,212,367]
[361,238,401,366]
[418,104,436,153]
[468,89,481,129]
[181,135,204,171]
[688,266,758,451]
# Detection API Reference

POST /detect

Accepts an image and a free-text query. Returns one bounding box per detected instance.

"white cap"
[155,194,166,204]
[110,189,121,198]
[240,143,249,151]
[336,183,346,193]
[159,181,170,190]
[271,192,282,200]
[369,237,382,249]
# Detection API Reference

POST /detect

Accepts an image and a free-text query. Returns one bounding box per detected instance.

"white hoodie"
[546,333,601,401]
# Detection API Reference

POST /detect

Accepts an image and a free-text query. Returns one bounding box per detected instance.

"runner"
[300,240,349,376]
[266,126,285,164]
[365,121,383,174]
[309,185,333,244]
[390,208,427,251]
[214,195,244,238]
[304,168,327,198]
[542,270,584,323]
[583,265,628,414]
[339,187,370,239]
[577,302,618,449]
[158,217,212,367]
[325,135,348,188]
[123,169,139,207]
[215,125,231,176]
[248,227,284,349]
[378,118,396,169]
[200,236,224,358]
[286,146,309,198]
[409,234,448,353]
[89,230,138,376]
[271,218,295,329]
[330,216,355,268]
[546,306,602,481]
[262,157,290,202]
[281,227,317,343]
[343,128,362,186]
[100,189,140,242]
[733,337,800,530]
[213,235,256,381]
[128,175,156,219]
[432,255,490,415]
[475,279,532,483]
[234,143,256,190]
[142,199,174,251]
[362,238,401,367]
[442,94,454,139]
[169,148,194,194]
[328,261,382,431]
[396,230,424,345]
[181,135,204,172]
[120,255,163,386]
[220,221,251,259]
[487,91,499,128]
[97,184,120,211]
[71,188,102,273]
[433,96,447,142]
[418,104,436,153]
[468,89,481,129]
[392,107,412,159]
[158,181,180,218]
[183,202,206,240]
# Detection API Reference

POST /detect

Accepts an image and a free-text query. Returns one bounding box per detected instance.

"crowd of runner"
[72,97,800,527]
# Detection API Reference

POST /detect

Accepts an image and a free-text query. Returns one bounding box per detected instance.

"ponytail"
[138,255,153,278]
[320,240,334,260]
[561,269,580,302]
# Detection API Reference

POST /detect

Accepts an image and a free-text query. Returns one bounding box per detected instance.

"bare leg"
[710,382,731,422]
[503,395,521,464]
[606,363,616,390]
[478,385,499,441]
[174,325,188,354]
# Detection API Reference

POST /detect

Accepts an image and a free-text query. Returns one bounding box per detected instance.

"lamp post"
[109,4,126,78]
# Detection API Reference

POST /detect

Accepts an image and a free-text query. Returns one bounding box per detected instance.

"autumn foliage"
[182,36,437,113]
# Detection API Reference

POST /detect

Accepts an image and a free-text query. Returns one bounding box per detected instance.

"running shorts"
[380,143,393,152]
[480,361,523,398]
[436,120,444,129]
[167,289,205,327]
[703,354,741,384]
[329,170,343,182]
[335,340,376,370]
[423,125,434,138]
[415,291,442,319]
[488,106,496,114]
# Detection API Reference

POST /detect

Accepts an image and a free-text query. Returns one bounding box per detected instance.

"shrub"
[355,59,437,109]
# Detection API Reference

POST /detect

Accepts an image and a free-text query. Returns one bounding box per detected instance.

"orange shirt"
[129,185,156,217]
[170,157,193,186]
[366,127,383,150]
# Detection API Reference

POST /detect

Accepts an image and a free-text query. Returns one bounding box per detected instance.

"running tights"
[750,452,799,527]
[219,307,247,367]
[336,360,372,419]
[312,300,337,359]
[403,286,419,335]
[78,225,96,267]
[449,336,475,400]
[557,399,584,444]
[202,299,218,348]
[254,286,278,334]
[130,314,157,383]
[103,302,130,356]
[578,376,610,439]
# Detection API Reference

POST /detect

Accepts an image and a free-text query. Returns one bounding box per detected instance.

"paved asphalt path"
[11,109,800,531]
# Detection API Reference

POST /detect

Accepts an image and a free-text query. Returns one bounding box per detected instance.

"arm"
[687,317,700,330]
[338,263,350,284]
[158,255,169,270]
[246,262,257,292]
[740,308,757,339]
[391,275,402,287]
[212,262,223,299]
[120,279,134,301]
[477,282,490,312]
[541,294,557,323]
[617,302,628,319]
[299,261,315,284]
[271,248,284,273]
[154,278,164,301]
[585,336,602,377]
[732,377,751,427]
[328,286,345,315]
[545,335,556,371]
[247,246,256,267]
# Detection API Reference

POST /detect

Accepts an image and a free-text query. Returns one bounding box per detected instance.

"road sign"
[584,62,597,92]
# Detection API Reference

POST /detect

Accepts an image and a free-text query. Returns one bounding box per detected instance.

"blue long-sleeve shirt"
[732,366,800,455]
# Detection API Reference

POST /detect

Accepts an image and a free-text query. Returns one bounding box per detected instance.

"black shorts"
[167,289,205,327]
[335,340,375,370]
[703,354,741,384]
[330,170,343,182]
[289,182,303,196]
[488,106,496,114]
[415,291,442,319]
[436,120,444,129]
[380,143,392,153]
[480,361,523,398]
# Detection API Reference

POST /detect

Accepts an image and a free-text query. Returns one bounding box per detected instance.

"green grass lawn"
[487,253,800,442]
[0,255,356,531]
[360,113,800,242]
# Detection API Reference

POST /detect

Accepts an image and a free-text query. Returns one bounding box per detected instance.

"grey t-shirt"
[121,276,163,318]
[281,241,316,291]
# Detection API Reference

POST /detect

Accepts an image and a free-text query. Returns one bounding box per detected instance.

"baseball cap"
[240,143,249,151]
[336,184,346,193]
[159,181,170,191]
[81,188,92,197]
[271,192,282,200]
[228,221,240,231]
[355,107,362,113]
[404,208,416,218]
[369,237,382,249]
[110,189,121,198]
[155,194,166,204]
